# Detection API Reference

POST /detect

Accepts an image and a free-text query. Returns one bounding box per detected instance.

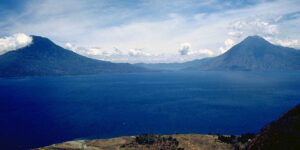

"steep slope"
[186,36,300,71]
[0,36,147,77]
[248,104,300,150]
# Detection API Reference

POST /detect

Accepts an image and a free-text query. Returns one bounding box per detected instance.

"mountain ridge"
[134,57,212,71]
[185,36,300,71]
[0,35,148,77]
[1,35,299,77]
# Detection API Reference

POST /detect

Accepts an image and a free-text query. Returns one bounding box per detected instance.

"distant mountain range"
[137,36,300,71]
[135,58,212,71]
[0,36,147,77]
[1,35,299,77]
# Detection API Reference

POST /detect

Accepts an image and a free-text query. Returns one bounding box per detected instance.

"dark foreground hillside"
[248,104,300,150]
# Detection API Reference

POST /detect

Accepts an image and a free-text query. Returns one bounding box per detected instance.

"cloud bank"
[0,33,32,54]
[179,43,214,56]
[219,39,235,53]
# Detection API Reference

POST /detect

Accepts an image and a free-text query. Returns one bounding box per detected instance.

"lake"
[0,71,300,149]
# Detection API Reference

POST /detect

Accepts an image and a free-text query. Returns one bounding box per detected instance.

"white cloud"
[178,42,214,57]
[276,39,299,47]
[274,15,283,22]
[228,18,279,38]
[228,31,243,36]
[1,0,300,63]
[74,46,102,56]
[65,42,73,50]
[128,48,151,57]
[219,39,235,53]
[194,49,214,56]
[0,33,32,54]
[84,47,102,55]
[64,42,103,55]
[178,43,191,55]
[265,37,300,48]
[63,42,154,61]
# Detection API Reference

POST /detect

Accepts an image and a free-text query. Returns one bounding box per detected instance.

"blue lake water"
[0,71,300,149]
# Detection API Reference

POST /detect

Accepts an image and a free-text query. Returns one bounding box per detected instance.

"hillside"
[0,36,147,77]
[185,36,300,71]
[247,104,300,150]
[34,134,234,150]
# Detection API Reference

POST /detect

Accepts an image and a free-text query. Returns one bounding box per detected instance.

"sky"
[0,0,300,63]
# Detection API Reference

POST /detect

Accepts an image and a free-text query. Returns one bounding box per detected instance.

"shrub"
[136,134,156,145]
[218,135,235,144]
[237,133,255,143]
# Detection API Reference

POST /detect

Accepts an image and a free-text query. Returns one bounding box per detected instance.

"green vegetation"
[217,133,255,144]
[238,133,256,144]
[120,134,184,150]
[136,134,156,145]
[217,134,236,144]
